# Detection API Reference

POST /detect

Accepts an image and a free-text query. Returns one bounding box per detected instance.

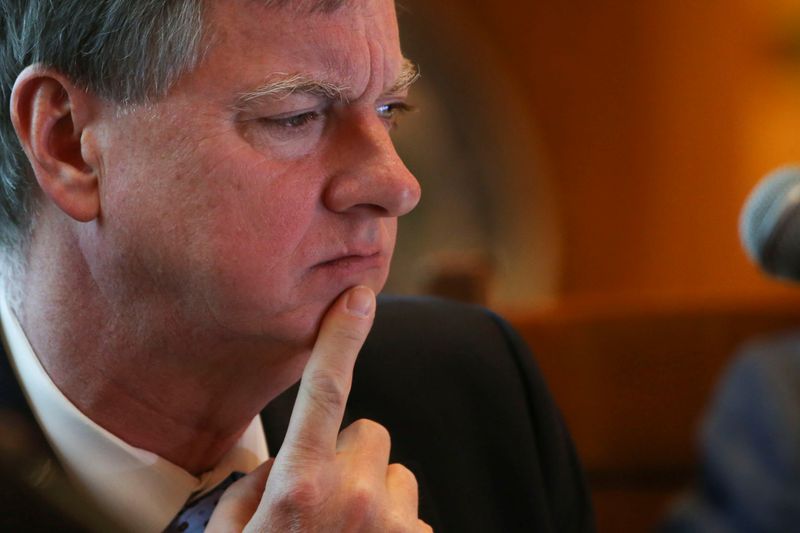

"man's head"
[4,0,420,346]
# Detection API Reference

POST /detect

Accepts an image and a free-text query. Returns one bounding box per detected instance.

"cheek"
[198,152,323,286]
[180,156,327,339]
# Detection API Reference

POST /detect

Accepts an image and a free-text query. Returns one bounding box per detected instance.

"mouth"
[314,251,384,272]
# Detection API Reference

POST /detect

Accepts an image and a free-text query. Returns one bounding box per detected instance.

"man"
[0,0,592,531]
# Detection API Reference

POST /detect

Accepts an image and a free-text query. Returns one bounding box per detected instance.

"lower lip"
[314,253,384,275]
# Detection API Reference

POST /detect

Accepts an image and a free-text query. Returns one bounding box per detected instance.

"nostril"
[350,203,391,216]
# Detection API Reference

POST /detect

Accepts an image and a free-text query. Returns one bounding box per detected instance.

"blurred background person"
[659,167,800,531]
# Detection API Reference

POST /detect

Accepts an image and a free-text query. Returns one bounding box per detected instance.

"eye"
[265,111,321,130]
[256,110,325,142]
[376,102,415,129]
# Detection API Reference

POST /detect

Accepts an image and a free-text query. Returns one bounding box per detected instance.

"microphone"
[740,166,800,280]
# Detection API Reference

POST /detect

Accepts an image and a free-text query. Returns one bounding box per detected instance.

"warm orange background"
[408,0,800,530]
[447,0,800,302]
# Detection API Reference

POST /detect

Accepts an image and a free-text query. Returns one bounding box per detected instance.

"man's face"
[83,0,420,346]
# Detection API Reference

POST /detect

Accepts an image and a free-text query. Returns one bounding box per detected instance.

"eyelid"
[263,101,329,121]
[376,101,417,118]
[382,102,416,112]
[251,106,328,144]
[265,110,321,128]
[232,91,328,120]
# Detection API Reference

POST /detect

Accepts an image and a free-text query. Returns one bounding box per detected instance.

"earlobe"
[10,67,101,223]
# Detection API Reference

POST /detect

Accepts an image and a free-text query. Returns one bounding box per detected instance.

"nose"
[323,116,421,217]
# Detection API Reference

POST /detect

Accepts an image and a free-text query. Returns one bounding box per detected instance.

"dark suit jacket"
[0,296,593,532]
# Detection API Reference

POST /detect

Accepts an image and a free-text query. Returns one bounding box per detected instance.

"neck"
[19,215,308,475]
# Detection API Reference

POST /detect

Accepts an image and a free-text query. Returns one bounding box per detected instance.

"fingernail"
[346,286,373,317]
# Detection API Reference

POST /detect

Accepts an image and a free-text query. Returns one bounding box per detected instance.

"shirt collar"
[0,295,269,533]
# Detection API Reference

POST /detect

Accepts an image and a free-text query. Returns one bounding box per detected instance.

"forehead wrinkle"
[319,44,366,96]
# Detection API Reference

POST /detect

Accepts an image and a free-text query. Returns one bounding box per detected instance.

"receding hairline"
[233,58,419,111]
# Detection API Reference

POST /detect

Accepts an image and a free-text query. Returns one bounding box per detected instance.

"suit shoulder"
[356,296,593,532]
[371,295,516,356]
[361,296,539,404]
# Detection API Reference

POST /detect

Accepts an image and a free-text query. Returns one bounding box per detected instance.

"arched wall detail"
[386,0,562,309]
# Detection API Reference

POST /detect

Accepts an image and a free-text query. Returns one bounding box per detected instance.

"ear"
[10,66,101,222]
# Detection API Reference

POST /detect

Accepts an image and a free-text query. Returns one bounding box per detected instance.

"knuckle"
[388,463,417,488]
[330,322,367,345]
[273,475,325,516]
[302,371,349,415]
[353,418,391,446]
[344,478,378,525]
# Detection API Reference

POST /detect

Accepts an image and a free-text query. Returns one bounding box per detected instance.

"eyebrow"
[387,58,421,96]
[233,58,420,111]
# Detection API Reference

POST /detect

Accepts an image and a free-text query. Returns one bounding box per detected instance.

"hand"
[207,286,432,533]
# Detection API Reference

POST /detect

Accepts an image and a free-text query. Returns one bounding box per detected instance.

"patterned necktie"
[164,471,245,532]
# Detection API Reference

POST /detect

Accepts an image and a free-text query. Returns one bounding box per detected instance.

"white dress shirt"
[0,295,270,533]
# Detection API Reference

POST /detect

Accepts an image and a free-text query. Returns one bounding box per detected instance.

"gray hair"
[0,0,348,304]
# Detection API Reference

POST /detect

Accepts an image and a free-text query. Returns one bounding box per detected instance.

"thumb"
[205,459,274,533]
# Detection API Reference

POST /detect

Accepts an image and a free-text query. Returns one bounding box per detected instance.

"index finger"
[280,285,375,461]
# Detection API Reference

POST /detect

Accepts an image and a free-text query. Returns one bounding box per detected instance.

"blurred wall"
[395,0,800,530]
[421,0,800,305]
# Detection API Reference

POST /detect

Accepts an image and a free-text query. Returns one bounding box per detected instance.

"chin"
[208,267,389,349]
[284,272,389,346]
